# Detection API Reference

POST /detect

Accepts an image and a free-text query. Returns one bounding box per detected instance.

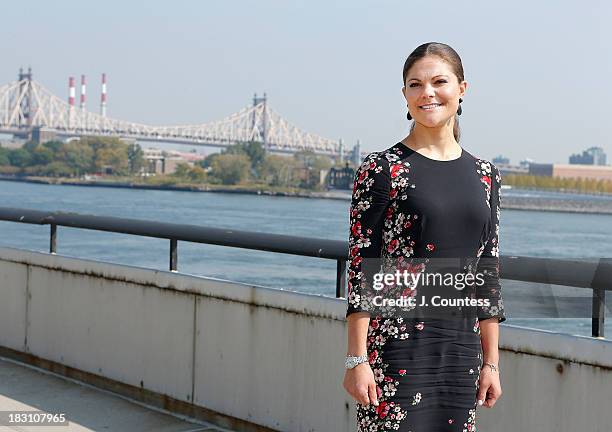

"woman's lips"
[419,103,443,111]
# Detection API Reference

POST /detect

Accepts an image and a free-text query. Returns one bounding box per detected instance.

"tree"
[23,140,39,153]
[128,143,145,175]
[0,147,10,166]
[188,165,206,182]
[222,141,266,176]
[241,141,266,172]
[41,161,74,177]
[8,148,32,167]
[209,153,251,185]
[32,146,54,166]
[78,136,129,175]
[42,140,64,154]
[61,141,94,174]
[199,152,221,169]
[172,163,192,179]
[259,154,292,186]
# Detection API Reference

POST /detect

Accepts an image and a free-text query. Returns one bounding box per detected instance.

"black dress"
[346,142,506,432]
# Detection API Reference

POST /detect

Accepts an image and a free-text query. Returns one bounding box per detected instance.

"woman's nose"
[422,83,436,97]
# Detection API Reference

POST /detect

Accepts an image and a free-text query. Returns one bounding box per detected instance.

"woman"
[343,42,506,431]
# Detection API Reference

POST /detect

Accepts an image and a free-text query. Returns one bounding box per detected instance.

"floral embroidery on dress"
[463,408,476,431]
[475,160,493,209]
[356,315,411,431]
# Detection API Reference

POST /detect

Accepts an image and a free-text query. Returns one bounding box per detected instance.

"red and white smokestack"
[80,75,86,110]
[100,73,107,117]
[68,76,76,107]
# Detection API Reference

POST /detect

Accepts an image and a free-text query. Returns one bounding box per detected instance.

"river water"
[1,179,610,337]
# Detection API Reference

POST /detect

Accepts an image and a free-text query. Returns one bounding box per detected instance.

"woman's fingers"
[485,385,502,408]
[368,381,379,406]
[344,364,382,407]
[477,374,502,408]
[356,384,370,405]
[476,383,488,407]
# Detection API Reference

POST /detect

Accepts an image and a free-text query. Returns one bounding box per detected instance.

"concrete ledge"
[1,246,611,432]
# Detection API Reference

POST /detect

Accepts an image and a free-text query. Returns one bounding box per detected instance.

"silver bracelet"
[482,362,499,372]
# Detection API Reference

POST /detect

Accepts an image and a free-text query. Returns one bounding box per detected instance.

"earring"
[407,104,412,121]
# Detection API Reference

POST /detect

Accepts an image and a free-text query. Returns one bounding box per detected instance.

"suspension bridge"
[0,69,358,159]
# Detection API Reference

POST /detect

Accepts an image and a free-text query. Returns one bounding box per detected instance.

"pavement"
[0,357,237,432]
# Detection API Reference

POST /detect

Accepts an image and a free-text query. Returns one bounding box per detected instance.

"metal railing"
[0,207,609,338]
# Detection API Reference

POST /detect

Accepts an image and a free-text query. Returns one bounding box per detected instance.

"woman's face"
[402,55,467,129]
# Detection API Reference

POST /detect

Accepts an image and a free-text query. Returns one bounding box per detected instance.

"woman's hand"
[477,365,502,408]
[343,363,379,407]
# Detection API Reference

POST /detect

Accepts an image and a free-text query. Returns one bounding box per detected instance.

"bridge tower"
[17,67,34,129]
[252,92,268,152]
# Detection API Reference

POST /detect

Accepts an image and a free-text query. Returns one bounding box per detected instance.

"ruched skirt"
[356,316,483,431]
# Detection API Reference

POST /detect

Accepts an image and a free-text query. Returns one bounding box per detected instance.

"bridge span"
[0,69,360,160]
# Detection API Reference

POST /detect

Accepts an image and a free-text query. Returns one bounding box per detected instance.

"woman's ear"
[459,81,468,98]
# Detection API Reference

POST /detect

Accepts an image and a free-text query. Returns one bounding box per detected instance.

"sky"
[2,0,609,164]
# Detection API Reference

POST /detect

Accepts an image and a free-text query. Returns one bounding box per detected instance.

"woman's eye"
[409,80,446,88]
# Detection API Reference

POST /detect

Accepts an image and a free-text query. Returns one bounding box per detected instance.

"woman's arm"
[346,152,391,318]
[346,312,370,356]
[476,162,506,323]
[476,162,505,408]
[480,318,499,364]
[343,153,390,406]
[344,313,378,406]
[478,318,502,407]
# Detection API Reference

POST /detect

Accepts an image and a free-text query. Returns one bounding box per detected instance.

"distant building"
[491,155,524,177]
[569,146,607,166]
[142,147,205,175]
[328,162,355,190]
[528,163,553,177]
[31,127,57,144]
[529,163,612,181]
[497,164,528,177]
[492,155,510,165]
[0,139,26,149]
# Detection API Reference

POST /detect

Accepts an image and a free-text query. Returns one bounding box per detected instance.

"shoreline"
[0,175,353,201]
[2,175,612,215]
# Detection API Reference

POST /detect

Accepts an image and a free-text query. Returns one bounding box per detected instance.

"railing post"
[50,224,57,254]
[592,286,605,338]
[336,259,347,298]
[591,258,608,338]
[170,239,178,272]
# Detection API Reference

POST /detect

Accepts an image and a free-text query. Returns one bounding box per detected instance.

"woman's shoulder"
[360,144,403,167]
[465,150,501,177]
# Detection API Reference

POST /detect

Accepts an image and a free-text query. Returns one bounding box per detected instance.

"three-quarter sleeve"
[476,163,506,323]
[346,153,391,318]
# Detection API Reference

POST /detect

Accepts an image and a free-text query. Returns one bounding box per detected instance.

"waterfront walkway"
[0,357,236,432]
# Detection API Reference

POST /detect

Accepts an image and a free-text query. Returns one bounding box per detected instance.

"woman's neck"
[401,122,461,158]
